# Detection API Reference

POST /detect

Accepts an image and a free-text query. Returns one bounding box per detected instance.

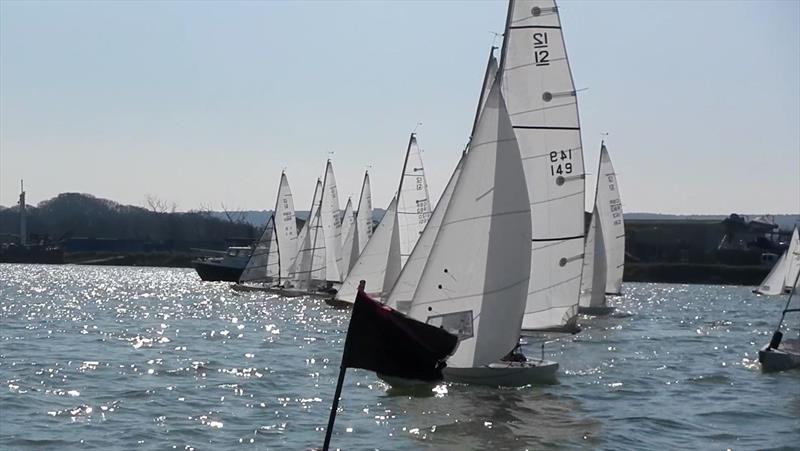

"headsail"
[757,251,789,295]
[340,198,357,274]
[595,143,625,294]
[335,197,400,303]
[407,78,531,368]
[355,171,373,254]
[500,0,586,330]
[320,161,344,282]
[578,207,607,308]
[785,227,800,292]
[239,217,279,284]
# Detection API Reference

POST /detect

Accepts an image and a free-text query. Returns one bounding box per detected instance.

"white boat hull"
[578,305,616,316]
[443,360,558,387]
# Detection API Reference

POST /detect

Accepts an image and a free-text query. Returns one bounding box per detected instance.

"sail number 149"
[549,149,573,176]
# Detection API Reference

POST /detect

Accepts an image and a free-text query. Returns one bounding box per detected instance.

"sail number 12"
[533,32,550,67]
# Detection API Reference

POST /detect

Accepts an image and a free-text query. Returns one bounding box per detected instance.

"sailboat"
[595,142,625,296]
[329,134,432,306]
[285,178,329,295]
[339,197,357,275]
[320,160,345,284]
[755,227,800,295]
[759,270,800,372]
[501,0,586,334]
[234,171,299,293]
[577,206,612,314]
[396,71,557,387]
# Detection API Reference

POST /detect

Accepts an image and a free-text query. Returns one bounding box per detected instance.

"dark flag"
[342,289,458,381]
[322,285,458,450]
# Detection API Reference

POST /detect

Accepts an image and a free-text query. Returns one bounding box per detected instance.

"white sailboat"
[339,197,357,275]
[759,269,800,372]
[595,142,625,296]
[501,0,586,333]
[578,206,614,314]
[401,75,557,387]
[755,227,800,295]
[385,47,499,314]
[286,178,328,294]
[330,134,431,306]
[235,171,299,291]
[320,160,344,283]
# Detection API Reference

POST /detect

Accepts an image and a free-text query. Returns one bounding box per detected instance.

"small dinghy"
[759,271,800,372]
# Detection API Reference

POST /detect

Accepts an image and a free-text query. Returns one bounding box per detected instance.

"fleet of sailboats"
[225,0,797,384]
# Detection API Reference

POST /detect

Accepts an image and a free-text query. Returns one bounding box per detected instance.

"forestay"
[396,134,432,267]
[320,161,344,282]
[501,0,586,330]
[578,207,607,308]
[595,143,625,294]
[407,79,531,368]
[335,197,400,303]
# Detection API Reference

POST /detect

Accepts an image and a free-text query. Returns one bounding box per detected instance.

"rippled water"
[1,264,797,450]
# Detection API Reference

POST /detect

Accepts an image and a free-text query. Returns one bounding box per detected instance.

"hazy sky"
[1,0,798,215]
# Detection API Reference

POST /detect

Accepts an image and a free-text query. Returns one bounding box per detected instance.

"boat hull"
[325,298,353,309]
[193,261,243,282]
[759,340,800,373]
[443,360,559,387]
[578,306,616,315]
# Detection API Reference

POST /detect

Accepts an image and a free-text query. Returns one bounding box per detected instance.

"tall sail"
[578,207,607,308]
[275,172,299,280]
[289,179,322,283]
[387,50,497,313]
[500,0,586,330]
[785,227,800,292]
[320,161,344,281]
[335,197,400,303]
[407,78,531,368]
[756,251,789,295]
[355,172,373,254]
[239,217,279,283]
[396,134,432,266]
[595,143,625,294]
[340,198,358,275]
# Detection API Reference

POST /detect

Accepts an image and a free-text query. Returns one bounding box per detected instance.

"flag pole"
[322,364,347,451]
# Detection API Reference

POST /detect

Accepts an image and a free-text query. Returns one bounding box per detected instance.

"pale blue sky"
[1,0,798,215]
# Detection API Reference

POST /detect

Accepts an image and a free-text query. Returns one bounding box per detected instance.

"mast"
[273,172,285,286]
[469,47,498,146]
[498,0,515,74]
[19,180,26,246]
[397,133,415,196]
[309,173,325,283]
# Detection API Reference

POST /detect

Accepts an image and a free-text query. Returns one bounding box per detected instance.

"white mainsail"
[501,0,586,330]
[757,251,789,296]
[785,227,800,292]
[339,197,357,274]
[320,160,344,282]
[275,172,299,280]
[355,171,373,254]
[595,143,625,295]
[578,207,607,308]
[407,78,531,368]
[396,134,432,266]
[335,197,400,302]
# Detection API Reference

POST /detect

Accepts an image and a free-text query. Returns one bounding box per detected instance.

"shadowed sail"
[578,207,607,309]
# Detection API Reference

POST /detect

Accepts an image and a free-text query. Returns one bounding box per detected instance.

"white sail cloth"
[501,0,586,331]
[407,78,531,368]
[578,207,607,308]
[595,143,625,294]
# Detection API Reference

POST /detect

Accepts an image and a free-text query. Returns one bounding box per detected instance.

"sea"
[1,265,797,450]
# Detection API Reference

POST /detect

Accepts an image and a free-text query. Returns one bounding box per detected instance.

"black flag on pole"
[342,289,458,381]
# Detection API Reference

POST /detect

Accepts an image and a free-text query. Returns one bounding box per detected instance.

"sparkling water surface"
[1,264,797,450]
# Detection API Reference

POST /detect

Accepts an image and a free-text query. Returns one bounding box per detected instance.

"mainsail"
[396,134,432,266]
[500,0,586,330]
[578,207,607,308]
[595,143,625,294]
[355,172,373,254]
[785,227,800,292]
[275,172,299,280]
[757,252,789,296]
[340,198,357,274]
[407,77,531,368]
[320,161,344,282]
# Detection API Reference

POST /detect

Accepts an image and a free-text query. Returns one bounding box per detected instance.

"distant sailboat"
[578,206,613,314]
[236,171,299,290]
[287,178,328,293]
[755,227,800,295]
[759,269,800,372]
[398,75,557,387]
[500,0,586,333]
[330,134,431,306]
[320,160,344,283]
[595,142,625,296]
